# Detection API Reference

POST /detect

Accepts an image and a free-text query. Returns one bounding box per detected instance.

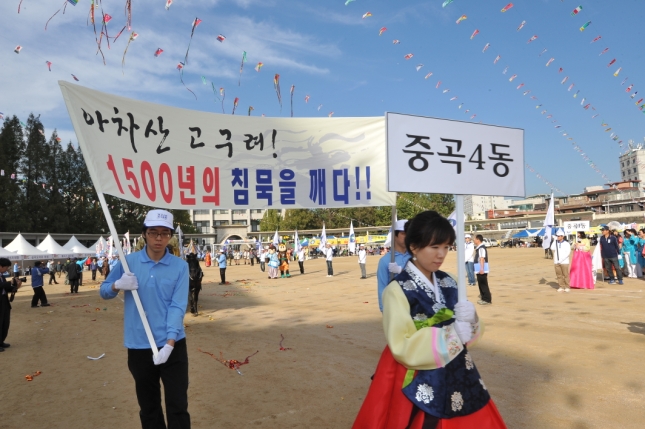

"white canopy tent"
[0,247,22,261]
[5,234,50,260]
[63,236,96,257]
[37,235,78,258]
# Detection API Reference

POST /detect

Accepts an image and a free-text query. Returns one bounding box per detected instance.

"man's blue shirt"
[377,250,411,312]
[31,267,49,287]
[217,254,227,268]
[100,247,188,349]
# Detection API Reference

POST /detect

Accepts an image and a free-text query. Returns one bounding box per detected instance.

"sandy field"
[0,248,644,429]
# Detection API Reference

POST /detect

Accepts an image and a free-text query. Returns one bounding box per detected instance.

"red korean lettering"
[202,167,220,205]
[178,166,196,205]
[122,158,140,198]
[159,163,173,204]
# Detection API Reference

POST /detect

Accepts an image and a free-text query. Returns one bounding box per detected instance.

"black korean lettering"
[81,108,94,125]
[155,117,170,154]
[402,134,434,172]
[243,133,264,151]
[488,143,513,178]
[188,126,205,149]
[95,110,109,132]
[126,113,140,154]
[217,129,233,158]
[437,138,466,174]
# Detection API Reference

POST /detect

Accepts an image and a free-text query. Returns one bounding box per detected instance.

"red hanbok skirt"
[353,347,507,429]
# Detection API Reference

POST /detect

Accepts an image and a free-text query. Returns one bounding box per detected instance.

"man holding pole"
[100,209,190,429]
[376,219,410,312]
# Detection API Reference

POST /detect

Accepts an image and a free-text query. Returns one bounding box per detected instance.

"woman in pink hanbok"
[569,231,594,289]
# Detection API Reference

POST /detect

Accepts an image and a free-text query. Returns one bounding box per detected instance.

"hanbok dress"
[204,252,212,267]
[569,238,594,289]
[353,262,506,429]
[621,236,638,278]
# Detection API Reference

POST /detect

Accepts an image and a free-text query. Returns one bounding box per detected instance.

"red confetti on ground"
[25,370,42,381]
[198,348,259,373]
[71,304,90,308]
[363,302,369,304]
[326,325,334,328]
[279,334,292,351]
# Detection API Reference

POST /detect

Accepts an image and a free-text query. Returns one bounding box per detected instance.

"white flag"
[447,211,457,230]
[542,193,555,250]
[294,230,301,253]
[348,221,356,254]
[175,225,184,258]
[272,230,280,246]
[319,223,327,250]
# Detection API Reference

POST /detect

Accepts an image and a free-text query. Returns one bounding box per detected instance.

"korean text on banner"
[59,82,395,209]
[564,221,590,234]
[386,112,525,197]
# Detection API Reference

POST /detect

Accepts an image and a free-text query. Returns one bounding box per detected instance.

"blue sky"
[1,0,644,197]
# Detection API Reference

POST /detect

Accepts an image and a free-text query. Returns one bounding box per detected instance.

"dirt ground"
[0,247,644,429]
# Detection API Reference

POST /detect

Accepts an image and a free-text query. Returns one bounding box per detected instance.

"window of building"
[622,162,624,167]
[251,220,261,232]
[622,171,626,176]
[588,195,597,201]
[625,205,634,212]
[217,209,229,214]
[194,209,210,215]
[232,220,248,225]
[193,221,211,233]
[232,209,247,215]
[214,220,229,226]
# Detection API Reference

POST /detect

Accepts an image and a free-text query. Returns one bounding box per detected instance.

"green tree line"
[0,114,195,234]
[259,194,454,231]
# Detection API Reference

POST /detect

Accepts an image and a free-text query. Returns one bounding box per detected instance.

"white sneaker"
[557,288,564,292]
[564,288,570,293]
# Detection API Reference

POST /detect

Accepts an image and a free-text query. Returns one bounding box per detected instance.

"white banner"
[563,220,590,234]
[386,112,525,197]
[60,82,395,209]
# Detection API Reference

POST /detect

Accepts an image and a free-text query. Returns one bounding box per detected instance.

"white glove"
[454,321,473,344]
[388,263,403,274]
[153,344,174,365]
[454,301,477,324]
[114,272,138,290]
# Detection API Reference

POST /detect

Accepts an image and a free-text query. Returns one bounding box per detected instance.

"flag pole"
[455,195,467,303]
[97,193,159,358]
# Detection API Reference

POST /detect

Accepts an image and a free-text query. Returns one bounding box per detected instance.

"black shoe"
[1,343,10,348]
[31,305,39,308]
[41,303,51,307]
[0,347,4,352]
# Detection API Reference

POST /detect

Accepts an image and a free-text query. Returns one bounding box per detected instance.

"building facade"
[464,195,511,219]
[189,209,265,238]
[619,145,645,184]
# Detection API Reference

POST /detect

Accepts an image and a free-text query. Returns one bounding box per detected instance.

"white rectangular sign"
[59,82,396,209]
[386,112,525,197]
[563,221,590,234]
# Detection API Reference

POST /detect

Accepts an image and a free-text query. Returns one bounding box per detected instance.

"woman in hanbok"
[569,231,594,289]
[204,250,212,268]
[353,211,507,429]
[636,229,645,277]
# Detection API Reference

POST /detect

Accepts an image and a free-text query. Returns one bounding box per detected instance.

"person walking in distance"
[259,247,267,272]
[324,243,334,277]
[90,258,99,281]
[473,235,492,305]
[31,261,51,307]
[465,234,476,286]
[100,209,190,429]
[48,260,59,285]
[376,220,411,312]
[297,246,305,274]
[599,226,623,285]
[217,249,227,285]
[358,244,367,279]
[67,258,80,294]
[550,229,572,292]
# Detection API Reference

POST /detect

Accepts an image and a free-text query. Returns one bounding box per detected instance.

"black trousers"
[603,257,623,281]
[0,295,10,343]
[31,286,48,307]
[260,262,265,272]
[127,338,190,429]
[477,273,492,303]
[92,270,97,281]
[250,258,254,266]
[326,261,333,276]
[48,272,58,284]
[69,279,79,293]
[298,261,305,274]
[219,268,226,284]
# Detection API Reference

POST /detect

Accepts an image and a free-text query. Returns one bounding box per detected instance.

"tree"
[20,114,50,232]
[0,116,27,231]
[259,209,282,231]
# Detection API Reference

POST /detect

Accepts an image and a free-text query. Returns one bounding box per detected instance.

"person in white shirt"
[297,248,306,274]
[464,235,476,286]
[357,244,367,279]
[324,243,334,277]
[550,229,572,292]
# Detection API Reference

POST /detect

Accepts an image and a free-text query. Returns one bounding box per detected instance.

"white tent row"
[1,234,97,261]
[63,236,95,257]
[5,234,49,260]
[37,235,77,258]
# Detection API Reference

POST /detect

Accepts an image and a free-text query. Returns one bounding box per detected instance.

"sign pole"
[97,193,159,358]
[389,196,397,282]
[455,195,467,303]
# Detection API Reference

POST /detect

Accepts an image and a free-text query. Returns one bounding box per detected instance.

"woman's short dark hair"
[405,211,456,254]
[0,258,11,267]
[578,231,586,238]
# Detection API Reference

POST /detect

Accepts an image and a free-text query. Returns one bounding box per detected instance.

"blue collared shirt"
[31,267,49,288]
[100,247,188,349]
[377,250,411,312]
[217,254,227,268]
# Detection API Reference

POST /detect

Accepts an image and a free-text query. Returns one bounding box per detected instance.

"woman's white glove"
[388,263,403,274]
[455,321,473,344]
[454,301,477,324]
[115,273,138,290]
[153,344,174,365]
